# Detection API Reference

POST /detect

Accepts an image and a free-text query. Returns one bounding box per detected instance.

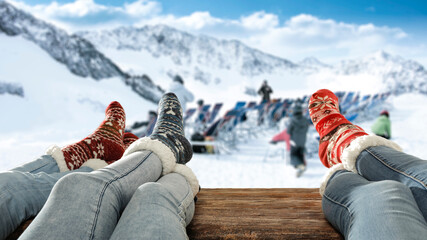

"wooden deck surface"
[187,188,343,240]
[8,188,342,240]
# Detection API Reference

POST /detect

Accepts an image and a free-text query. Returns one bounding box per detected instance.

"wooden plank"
[187,188,343,240]
[7,188,343,240]
[6,218,33,240]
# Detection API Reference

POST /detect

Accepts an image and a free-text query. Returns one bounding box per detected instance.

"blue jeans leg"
[110,172,195,240]
[10,155,60,174]
[19,151,163,240]
[0,165,92,239]
[323,170,427,240]
[356,146,427,219]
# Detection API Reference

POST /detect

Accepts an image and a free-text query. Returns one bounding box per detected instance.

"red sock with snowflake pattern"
[123,132,139,149]
[309,89,367,168]
[61,101,126,170]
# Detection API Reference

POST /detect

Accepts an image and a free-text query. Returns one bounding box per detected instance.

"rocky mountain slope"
[0,1,163,102]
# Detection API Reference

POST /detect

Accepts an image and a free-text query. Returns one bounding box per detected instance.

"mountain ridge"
[1,1,426,102]
[0,1,163,103]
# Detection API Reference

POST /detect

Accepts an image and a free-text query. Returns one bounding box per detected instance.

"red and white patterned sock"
[123,132,139,149]
[309,89,367,168]
[61,101,126,170]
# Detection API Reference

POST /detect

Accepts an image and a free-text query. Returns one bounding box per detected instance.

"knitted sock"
[309,89,367,168]
[150,92,193,164]
[61,101,126,170]
[123,132,139,149]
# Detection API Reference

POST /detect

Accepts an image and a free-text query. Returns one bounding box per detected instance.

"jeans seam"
[176,182,193,227]
[323,193,353,238]
[323,193,352,216]
[27,161,51,173]
[89,152,152,240]
[364,149,427,190]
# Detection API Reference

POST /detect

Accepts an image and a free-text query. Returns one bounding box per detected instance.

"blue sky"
[19,0,427,30]
[8,0,427,65]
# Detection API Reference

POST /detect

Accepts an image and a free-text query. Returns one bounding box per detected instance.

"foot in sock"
[103,132,139,165]
[123,132,139,149]
[309,89,367,168]
[60,101,126,170]
[150,92,193,164]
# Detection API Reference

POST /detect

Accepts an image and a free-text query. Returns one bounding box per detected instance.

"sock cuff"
[172,164,200,198]
[341,134,402,173]
[81,159,108,170]
[319,163,345,196]
[45,145,69,172]
[123,137,176,176]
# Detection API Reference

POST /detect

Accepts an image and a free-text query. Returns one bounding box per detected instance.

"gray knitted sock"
[150,92,193,164]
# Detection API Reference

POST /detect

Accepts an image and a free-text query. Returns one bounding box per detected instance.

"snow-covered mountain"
[298,57,332,69]
[78,25,300,77]
[2,0,425,106]
[77,25,427,103]
[337,51,427,94]
[0,1,163,103]
[0,1,123,80]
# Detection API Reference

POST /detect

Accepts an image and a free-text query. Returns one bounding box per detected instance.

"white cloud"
[240,11,279,30]
[239,14,411,64]
[10,0,110,18]
[7,0,161,31]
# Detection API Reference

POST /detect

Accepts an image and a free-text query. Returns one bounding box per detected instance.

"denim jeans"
[0,155,92,239]
[356,146,427,219]
[110,173,195,240]
[20,150,195,240]
[323,146,427,239]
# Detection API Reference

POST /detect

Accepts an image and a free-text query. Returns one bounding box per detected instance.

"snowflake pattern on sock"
[61,101,126,170]
[150,93,193,164]
[123,132,139,149]
[308,90,349,137]
[309,89,367,168]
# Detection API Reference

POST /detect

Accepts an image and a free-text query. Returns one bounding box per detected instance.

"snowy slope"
[0,33,157,170]
[0,1,164,103]
[307,51,427,94]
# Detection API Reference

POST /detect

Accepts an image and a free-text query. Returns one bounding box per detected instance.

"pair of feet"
[59,93,192,171]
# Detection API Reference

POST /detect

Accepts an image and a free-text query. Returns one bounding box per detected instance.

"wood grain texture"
[8,188,343,240]
[186,188,343,240]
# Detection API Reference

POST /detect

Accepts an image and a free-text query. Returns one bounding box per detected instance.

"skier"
[257,80,273,103]
[287,103,309,177]
[371,110,391,139]
[168,75,194,113]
